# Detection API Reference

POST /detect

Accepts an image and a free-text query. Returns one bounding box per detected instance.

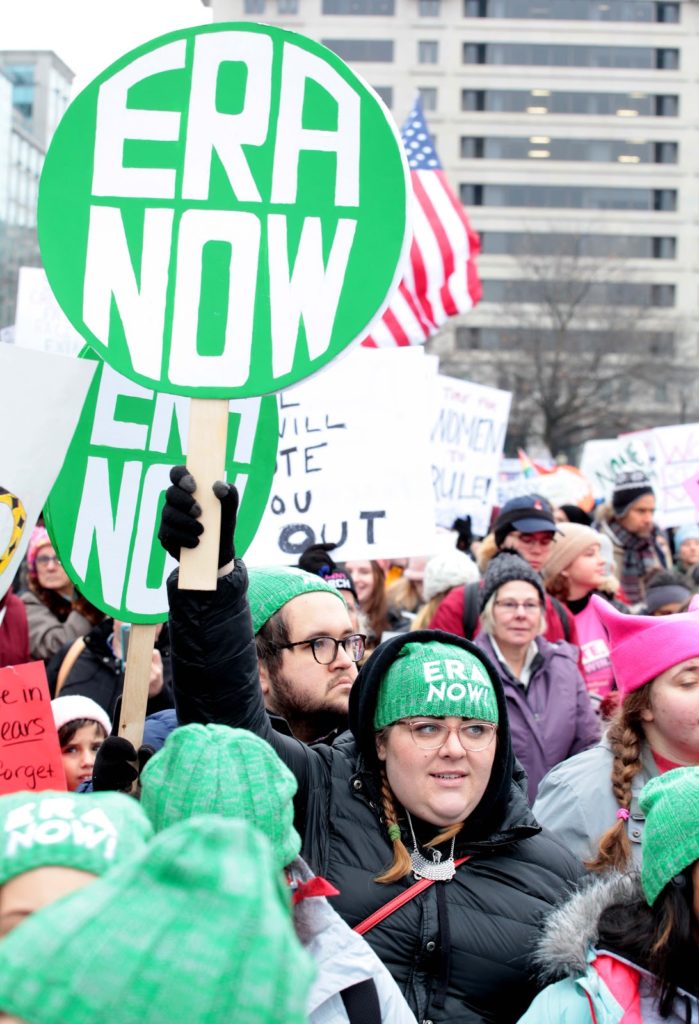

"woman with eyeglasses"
[158,470,584,1024]
[474,552,600,803]
[20,525,103,662]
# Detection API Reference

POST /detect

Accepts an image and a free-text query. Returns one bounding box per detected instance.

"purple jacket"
[475,634,600,804]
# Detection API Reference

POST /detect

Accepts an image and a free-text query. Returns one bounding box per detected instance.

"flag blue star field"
[363,97,481,347]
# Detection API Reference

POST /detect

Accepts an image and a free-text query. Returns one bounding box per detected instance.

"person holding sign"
[159,471,583,1024]
[20,527,104,662]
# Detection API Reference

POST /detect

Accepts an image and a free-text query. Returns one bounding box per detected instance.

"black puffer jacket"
[168,561,585,1024]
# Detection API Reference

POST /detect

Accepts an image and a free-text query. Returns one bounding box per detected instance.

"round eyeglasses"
[276,634,366,666]
[35,554,62,567]
[395,719,497,752]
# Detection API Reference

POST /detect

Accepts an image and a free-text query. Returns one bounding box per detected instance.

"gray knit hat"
[612,469,654,518]
[479,551,545,612]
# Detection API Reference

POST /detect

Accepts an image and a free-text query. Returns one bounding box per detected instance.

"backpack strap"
[340,979,382,1024]
[353,857,470,936]
[54,637,86,697]
[461,582,480,639]
[549,595,571,642]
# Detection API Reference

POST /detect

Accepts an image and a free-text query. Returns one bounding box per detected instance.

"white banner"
[0,347,97,599]
[651,423,699,529]
[14,267,85,356]
[245,348,438,565]
[430,376,511,537]
[578,433,655,503]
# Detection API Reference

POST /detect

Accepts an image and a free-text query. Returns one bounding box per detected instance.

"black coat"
[168,562,585,1024]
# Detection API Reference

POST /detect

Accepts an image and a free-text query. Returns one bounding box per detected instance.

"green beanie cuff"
[373,642,499,730]
[639,767,699,906]
[248,566,346,633]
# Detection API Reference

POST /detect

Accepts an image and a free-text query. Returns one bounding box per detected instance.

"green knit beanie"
[373,641,500,729]
[0,816,313,1024]
[0,791,153,886]
[248,565,345,633]
[140,724,301,870]
[639,766,699,906]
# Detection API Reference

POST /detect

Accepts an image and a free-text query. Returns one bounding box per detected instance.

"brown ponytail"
[586,685,651,873]
[375,765,464,884]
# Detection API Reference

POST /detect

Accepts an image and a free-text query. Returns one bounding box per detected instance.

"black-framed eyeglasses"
[275,634,366,665]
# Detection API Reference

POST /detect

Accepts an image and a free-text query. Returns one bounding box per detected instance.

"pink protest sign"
[0,662,66,794]
[682,471,699,516]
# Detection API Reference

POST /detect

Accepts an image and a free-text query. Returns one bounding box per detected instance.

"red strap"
[291,876,340,905]
[353,856,470,936]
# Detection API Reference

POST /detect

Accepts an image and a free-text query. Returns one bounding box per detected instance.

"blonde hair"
[477,533,499,573]
[375,763,463,884]
[586,686,651,873]
[411,595,442,631]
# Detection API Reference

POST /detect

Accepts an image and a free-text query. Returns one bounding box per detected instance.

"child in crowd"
[51,695,111,791]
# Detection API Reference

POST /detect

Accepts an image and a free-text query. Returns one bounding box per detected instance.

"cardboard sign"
[245,347,437,564]
[430,376,511,537]
[0,662,66,795]
[578,435,656,504]
[44,351,278,622]
[37,23,410,399]
[14,267,85,357]
[0,347,96,601]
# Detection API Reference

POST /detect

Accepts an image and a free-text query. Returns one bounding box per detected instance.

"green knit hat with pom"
[140,724,301,870]
[0,790,153,886]
[639,766,699,906]
[248,565,344,633]
[0,816,314,1024]
[373,641,499,729]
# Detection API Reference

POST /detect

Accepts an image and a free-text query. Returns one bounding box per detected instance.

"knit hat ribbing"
[639,767,699,906]
[26,525,52,576]
[0,816,313,1024]
[542,523,601,582]
[373,641,499,729]
[590,594,699,695]
[611,469,654,518]
[52,695,112,738]
[479,551,545,612]
[140,724,301,871]
[248,566,345,633]
[674,523,699,549]
[0,791,152,886]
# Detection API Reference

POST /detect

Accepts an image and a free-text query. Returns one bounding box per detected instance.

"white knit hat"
[51,696,112,737]
[423,550,480,602]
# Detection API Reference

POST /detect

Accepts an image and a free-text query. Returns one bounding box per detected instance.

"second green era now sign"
[38,23,409,399]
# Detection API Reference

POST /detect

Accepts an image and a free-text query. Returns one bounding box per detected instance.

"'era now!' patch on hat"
[373,641,499,729]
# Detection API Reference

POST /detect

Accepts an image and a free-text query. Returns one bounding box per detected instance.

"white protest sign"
[649,423,699,528]
[245,347,437,564]
[430,376,511,537]
[578,434,655,503]
[14,268,85,357]
[0,347,97,600]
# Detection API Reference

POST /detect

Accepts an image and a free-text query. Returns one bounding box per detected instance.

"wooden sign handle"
[179,397,229,591]
[118,623,158,750]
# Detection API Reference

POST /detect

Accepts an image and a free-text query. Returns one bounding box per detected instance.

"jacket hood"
[348,629,518,844]
[532,871,643,984]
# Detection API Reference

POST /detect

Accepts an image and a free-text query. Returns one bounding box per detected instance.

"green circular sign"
[44,349,278,622]
[38,23,409,399]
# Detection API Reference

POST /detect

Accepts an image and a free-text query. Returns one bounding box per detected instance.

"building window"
[322,39,394,60]
[373,85,393,108]
[460,88,678,118]
[418,40,439,63]
[456,326,675,355]
[419,0,441,14]
[322,0,395,12]
[244,0,266,12]
[463,0,678,20]
[478,232,676,260]
[277,0,299,11]
[481,280,675,308]
[460,183,677,211]
[462,42,678,70]
[418,86,438,111]
[459,135,678,165]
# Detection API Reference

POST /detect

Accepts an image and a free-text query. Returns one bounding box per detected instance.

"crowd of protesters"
[0,465,697,1023]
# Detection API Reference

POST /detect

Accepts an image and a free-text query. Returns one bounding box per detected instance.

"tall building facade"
[0,51,73,328]
[205,1,699,452]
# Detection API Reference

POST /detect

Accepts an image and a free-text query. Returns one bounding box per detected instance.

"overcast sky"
[1,0,213,94]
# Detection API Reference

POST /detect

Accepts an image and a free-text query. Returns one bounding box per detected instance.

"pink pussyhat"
[590,594,699,696]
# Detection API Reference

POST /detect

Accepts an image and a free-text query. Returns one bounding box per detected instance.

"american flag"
[362,98,482,348]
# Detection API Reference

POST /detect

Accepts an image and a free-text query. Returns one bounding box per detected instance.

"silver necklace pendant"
[406,810,457,881]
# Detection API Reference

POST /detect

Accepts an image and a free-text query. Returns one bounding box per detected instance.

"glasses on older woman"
[494,599,541,615]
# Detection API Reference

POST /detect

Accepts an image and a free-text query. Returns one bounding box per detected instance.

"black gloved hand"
[158,466,239,568]
[92,736,156,793]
